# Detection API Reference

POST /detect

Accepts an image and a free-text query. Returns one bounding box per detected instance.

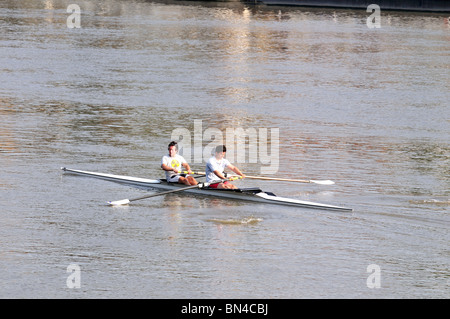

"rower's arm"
[161,164,177,172]
[182,162,193,174]
[227,164,245,178]
[213,170,227,180]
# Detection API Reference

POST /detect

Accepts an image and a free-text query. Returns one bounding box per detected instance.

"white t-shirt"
[161,154,187,179]
[205,156,231,182]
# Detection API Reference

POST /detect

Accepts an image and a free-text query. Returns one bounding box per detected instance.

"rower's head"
[214,145,226,159]
[168,141,178,157]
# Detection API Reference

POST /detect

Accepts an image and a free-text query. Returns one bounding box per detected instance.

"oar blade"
[310,180,335,185]
[108,199,131,206]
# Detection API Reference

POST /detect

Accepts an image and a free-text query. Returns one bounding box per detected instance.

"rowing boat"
[61,167,352,211]
[61,167,352,212]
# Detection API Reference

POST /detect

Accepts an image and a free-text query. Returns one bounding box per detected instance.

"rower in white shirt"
[205,145,245,189]
[161,141,198,186]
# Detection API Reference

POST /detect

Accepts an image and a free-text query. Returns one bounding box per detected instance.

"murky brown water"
[0,0,449,298]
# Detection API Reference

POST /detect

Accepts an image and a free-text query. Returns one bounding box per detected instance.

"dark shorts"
[167,174,186,183]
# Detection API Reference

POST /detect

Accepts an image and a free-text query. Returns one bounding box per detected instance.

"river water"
[0,0,449,299]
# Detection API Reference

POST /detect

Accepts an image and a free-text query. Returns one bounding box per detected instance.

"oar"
[188,171,334,185]
[180,171,204,175]
[181,172,243,182]
[241,175,335,185]
[108,183,208,206]
[227,175,244,181]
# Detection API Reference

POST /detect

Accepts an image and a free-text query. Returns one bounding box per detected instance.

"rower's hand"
[241,174,246,179]
[173,168,179,174]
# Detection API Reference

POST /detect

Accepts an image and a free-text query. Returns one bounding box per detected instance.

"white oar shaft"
[244,175,334,185]
[185,171,334,185]
[108,183,203,206]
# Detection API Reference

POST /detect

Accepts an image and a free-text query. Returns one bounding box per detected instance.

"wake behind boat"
[61,167,352,212]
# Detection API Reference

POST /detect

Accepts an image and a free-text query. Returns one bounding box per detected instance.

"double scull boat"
[61,167,352,212]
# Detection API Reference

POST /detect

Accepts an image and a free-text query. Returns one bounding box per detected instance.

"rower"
[205,145,245,189]
[161,141,198,186]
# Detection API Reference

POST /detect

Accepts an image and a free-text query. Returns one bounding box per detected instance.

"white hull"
[61,167,352,212]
